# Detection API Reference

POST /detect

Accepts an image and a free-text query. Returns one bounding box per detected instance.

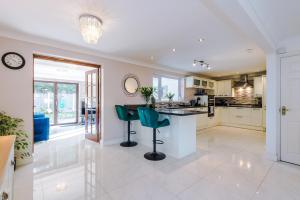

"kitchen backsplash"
[233,87,254,103]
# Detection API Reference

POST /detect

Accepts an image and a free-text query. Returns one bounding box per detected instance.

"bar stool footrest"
[154,140,164,144]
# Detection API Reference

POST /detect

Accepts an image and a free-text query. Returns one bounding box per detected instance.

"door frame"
[34,80,79,125]
[33,54,102,146]
[279,52,300,163]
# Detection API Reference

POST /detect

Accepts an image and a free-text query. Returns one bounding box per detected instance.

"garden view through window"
[153,75,182,101]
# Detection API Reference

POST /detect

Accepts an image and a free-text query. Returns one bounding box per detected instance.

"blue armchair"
[34,113,50,142]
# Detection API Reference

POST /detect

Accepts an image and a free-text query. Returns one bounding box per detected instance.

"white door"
[281,55,300,165]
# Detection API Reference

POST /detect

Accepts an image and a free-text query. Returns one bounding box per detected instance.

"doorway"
[33,55,101,143]
[280,54,300,165]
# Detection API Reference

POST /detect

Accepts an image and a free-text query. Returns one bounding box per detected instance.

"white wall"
[266,53,280,160]
[0,36,187,161]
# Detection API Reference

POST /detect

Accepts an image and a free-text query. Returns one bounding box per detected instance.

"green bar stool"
[137,107,170,161]
[115,105,139,147]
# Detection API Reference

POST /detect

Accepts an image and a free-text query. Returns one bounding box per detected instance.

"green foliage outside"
[0,112,31,159]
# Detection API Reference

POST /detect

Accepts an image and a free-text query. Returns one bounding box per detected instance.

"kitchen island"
[126,105,207,159]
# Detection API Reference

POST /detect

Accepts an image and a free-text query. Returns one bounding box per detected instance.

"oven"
[208,95,215,117]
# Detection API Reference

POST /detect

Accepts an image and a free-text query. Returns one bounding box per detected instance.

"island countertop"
[156,108,207,116]
[124,104,208,116]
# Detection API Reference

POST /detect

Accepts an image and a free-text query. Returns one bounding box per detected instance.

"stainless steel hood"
[234,75,253,88]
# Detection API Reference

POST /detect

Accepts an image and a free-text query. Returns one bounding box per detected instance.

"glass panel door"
[34,82,55,124]
[85,69,100,142]
[57,83,78,124]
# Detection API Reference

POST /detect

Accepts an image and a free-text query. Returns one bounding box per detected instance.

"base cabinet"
[0,136,15,200]
[196,107,263,132]
[217,107,263,130]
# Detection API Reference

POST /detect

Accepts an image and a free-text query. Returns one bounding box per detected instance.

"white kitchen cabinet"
[217,106,263,130]
[0,136,15,200]
[214,107,221,125]
[251,108,263,126]
[185,76,201,88]
[196,107,208,130]
[208,80,216,90]
[216,80,232,96]
[254,76,263,97]
[207,116,217,128]
[197,113,208,130]
[219,107,231,124]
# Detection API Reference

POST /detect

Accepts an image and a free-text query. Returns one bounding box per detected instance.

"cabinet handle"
[2,192,8,200]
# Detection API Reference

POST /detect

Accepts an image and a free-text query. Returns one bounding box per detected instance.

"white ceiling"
[34,59,93,82]
[0,0,268,76]
[249,0,300,46]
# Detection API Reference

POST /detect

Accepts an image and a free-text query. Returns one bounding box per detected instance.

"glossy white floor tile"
[14,126,300,200]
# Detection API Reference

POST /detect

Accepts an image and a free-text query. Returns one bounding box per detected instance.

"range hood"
[234,75,253,88]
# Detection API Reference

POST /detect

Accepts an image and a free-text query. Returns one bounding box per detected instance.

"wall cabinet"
[254,76,263,97]
[216,80,232,96]
[185,76,201,88]
[185,76,216,90]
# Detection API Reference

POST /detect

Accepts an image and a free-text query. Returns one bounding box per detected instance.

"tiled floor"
[16,126,300,200]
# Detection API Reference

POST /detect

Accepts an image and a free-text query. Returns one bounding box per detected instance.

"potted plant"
[166,92,175,107]
[0,112,30,161]
[139,86,156,107]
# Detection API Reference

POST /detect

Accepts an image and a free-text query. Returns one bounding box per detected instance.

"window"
[153,75,183,101]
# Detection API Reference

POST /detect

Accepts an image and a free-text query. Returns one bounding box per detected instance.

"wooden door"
[85,69,100,142]
[281,55,300,165]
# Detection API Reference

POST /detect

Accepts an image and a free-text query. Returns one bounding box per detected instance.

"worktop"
[125,104,208,116]
[215,104,262,108]
[156,108,207,116]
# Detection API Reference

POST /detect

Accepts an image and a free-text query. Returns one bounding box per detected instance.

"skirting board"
[266,152,279,161]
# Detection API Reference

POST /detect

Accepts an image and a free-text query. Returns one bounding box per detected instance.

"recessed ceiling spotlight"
[193,63,196,67]
[172,48,176,52]
[198,38,205,42]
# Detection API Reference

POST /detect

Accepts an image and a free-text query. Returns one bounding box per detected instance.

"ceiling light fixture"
[172,48,176,52]
[198,38,205,42]
[79,14,103,44]
[193,60,211,70]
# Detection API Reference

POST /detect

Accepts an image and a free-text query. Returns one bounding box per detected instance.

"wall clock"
[1,52,25,70]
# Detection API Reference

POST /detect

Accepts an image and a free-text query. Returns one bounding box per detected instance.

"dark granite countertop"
[215,104,262,108]
[156,108,208,116]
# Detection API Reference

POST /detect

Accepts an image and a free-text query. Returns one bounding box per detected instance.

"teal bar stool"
[115,105,139,147]
[137,107,170,161]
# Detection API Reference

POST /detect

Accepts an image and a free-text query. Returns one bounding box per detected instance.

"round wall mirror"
[123,74,140,96]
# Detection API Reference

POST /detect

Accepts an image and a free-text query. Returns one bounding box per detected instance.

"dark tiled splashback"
[216,87,261,106]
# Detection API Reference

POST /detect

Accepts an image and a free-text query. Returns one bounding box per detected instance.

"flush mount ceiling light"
[198,38,205,42]
[79,14,103,44]
[193,60,211,70]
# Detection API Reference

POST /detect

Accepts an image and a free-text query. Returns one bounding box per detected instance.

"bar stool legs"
[120,121,138,147]
[144,128,166,161]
